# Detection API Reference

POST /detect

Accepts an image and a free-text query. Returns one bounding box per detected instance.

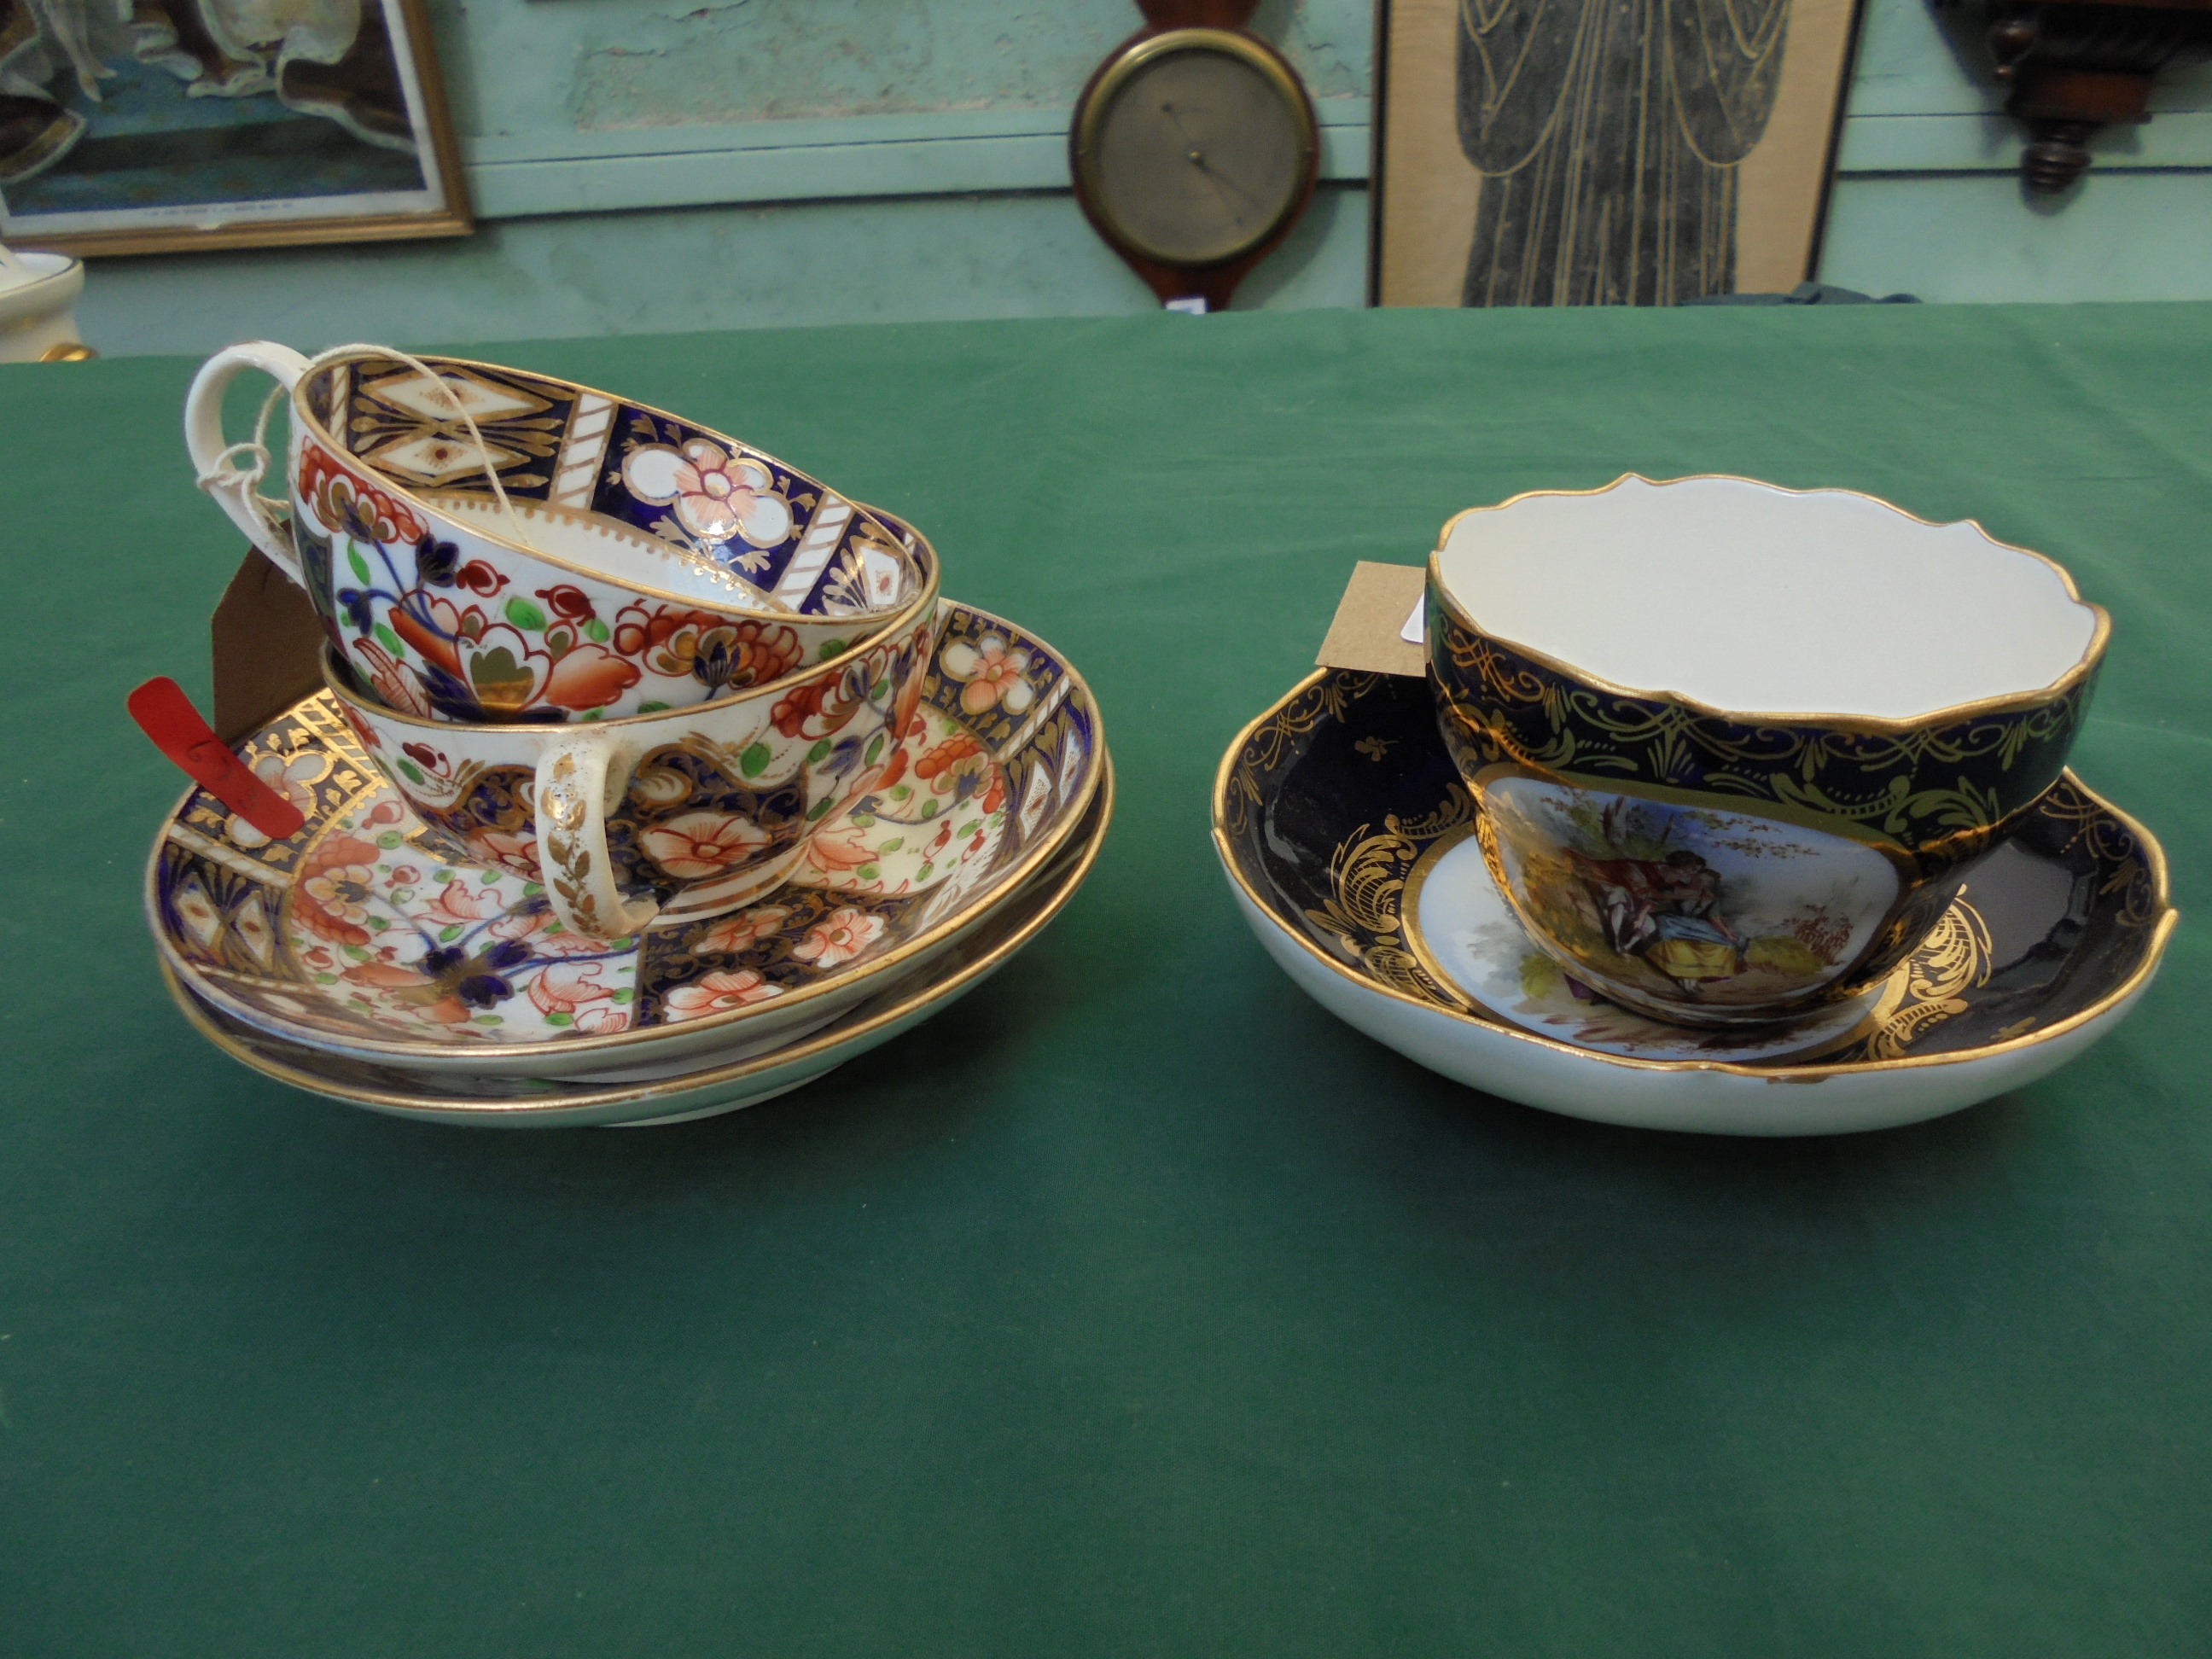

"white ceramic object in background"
[0,247,89,362]
[1425,474,2110,1027]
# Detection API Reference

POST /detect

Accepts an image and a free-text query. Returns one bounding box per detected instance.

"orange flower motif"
[300,443,422,545]
[911,735,997,812]
[771,663,869,741]
[527,961,617,1018]
[663,969,783,1021]
[465,826,540,882]
[789,905,885,969]
[914,735,983,783]
[297,833,382,946]
[638,811,770,882]
[541,643,642,712]
[690,905,794,956]
[608,603,802,692]
[800,823,874,876]
[425,879,500,923]
[672,443,793,546]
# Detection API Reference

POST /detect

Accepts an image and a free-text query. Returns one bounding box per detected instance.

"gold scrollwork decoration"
[1435,612,2093,847]
[1861,899,1994,1059]
[1222,671,1389,837]
[2033,775,2158,926]
[1301,790,1475,1009]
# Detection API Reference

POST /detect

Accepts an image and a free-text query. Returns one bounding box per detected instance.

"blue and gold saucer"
[1214,671,2176,1136]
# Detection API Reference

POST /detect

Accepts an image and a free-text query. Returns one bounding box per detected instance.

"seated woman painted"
[1569,847,1748,989]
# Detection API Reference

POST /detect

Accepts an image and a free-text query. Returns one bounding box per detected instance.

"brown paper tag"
[1316,561,1426,678]
[210,547,327,745]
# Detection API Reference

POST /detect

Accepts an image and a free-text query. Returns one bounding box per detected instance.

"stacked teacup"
[154,344,1109,1125]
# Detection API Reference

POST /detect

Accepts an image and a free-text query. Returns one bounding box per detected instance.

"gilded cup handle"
[183,341,311,583]
[533,730,658,942]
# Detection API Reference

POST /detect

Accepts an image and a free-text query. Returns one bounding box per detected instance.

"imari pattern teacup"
[325,595,944,941]
[1427,474,2109,1027]
[186,341,935,724]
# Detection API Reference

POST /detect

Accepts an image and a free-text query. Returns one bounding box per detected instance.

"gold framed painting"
[0,0,469,257]
[1371,0,1864,306]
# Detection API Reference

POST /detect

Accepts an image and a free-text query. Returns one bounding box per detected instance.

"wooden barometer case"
[1070,1,1321,311]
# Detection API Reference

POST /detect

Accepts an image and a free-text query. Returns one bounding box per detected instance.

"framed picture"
[1371,0,1863,306]
[0,0,469,257]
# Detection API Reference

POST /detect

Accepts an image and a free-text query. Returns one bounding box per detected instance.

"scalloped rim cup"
[1430,474,2107,725]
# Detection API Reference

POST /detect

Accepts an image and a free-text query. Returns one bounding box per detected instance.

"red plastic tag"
[128,676,307,841]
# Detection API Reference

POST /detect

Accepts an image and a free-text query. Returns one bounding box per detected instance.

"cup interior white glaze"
[1433,475,2103,719]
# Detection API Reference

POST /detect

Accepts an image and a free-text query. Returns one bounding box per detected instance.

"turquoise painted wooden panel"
[440,1,1373,218]
[1822,172,2212,301]
[70,183,1374,359]
[442,0,1371,141]
[463,104,1374,219]
[52,0,2212,353]
[1819,0,2212,299]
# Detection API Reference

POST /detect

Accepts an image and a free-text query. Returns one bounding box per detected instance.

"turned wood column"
[1982,0,2212,192]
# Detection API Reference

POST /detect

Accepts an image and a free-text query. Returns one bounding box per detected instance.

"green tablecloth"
[3,304,2208,1656]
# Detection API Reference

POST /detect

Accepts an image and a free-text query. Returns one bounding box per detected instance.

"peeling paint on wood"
[563,2,1371,131]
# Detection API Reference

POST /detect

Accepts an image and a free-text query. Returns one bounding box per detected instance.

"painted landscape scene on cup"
[1482,777,1902,1014]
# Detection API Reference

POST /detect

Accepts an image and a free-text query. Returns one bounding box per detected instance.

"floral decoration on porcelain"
[663,969,784,1021]
[295,434,896,725]
[621,439,795,562]
[155,607,1102,1051]
[941,634,1034,716]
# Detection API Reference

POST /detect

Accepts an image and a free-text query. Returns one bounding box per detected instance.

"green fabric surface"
[2,304,2208,1657]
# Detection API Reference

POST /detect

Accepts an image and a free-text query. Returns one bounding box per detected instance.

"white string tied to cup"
[192,341,529,552]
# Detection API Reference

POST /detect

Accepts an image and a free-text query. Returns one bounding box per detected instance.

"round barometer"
[1071,10,1319,311]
